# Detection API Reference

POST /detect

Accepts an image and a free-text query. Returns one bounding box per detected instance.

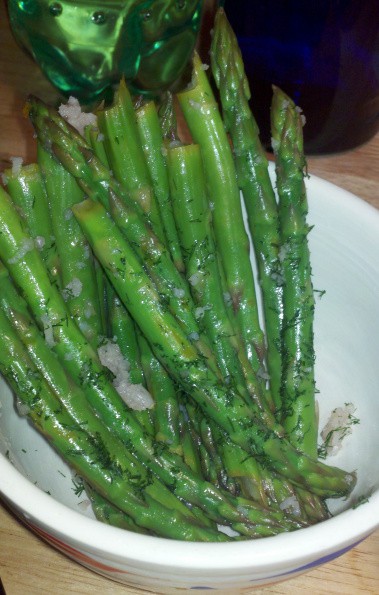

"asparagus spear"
[210,9,283,412]
[167,142,278,504]
[177,53,266,376]
[3,162,59,282]
[185,401,230,491]
[156,91,178,142]
[137,330,182,455]
[168,142,255,396]
[71,196,356,499]
[26,98,112,209]
[37,143,103,346]
[96,79,165,241]
[107,288,144,385]
[84,124,150,390]
[138,329,210,482]
[105,284,155,435]
[85,484,151,534]
[135,100,185,272]
[84,123,110,168]
[271,86,318,458]
[107,188,220,375]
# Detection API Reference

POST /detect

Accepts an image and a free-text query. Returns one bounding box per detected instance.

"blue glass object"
[223,0,379,154]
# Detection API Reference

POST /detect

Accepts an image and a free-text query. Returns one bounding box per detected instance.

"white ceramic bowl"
[1,171,379,593]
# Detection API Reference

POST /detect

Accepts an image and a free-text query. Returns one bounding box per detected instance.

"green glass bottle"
[7,0,203,103]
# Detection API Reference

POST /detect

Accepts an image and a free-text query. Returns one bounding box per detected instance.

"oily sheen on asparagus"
[0,8,355,541]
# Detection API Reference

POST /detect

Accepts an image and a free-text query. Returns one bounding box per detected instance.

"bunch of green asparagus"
[0,9,355,541]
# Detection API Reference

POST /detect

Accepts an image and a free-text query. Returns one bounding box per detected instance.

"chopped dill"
[352,494,370,509]
[72,478,85,497]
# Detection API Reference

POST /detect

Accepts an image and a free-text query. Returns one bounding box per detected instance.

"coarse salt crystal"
[188,99,202,111]
[40,313,56,347]
[62,277,83,301]
[58,96,97,136]
[78,320,92,336]
[223,292,232,307]
[173,287,185,298]
[77,499,91,511]
[188,331,200,341]
[279,495,301,517]
[84,301,96,319]
[64,208,73,221]
[278,242,290,263]
[188,271,203,287]
[34,236,45,250]
[16,399,30,417]
[194,304,211,319]
[98,340,154,411]
[8,237,35,264]
[121,384,154,411]
[10,156,23,176]
[320,403,358,457]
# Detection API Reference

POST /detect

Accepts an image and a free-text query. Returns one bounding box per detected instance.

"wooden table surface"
[0,3,378,594]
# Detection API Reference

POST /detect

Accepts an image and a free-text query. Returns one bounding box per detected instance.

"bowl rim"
[1,451,378,572]
[1,171,379,572]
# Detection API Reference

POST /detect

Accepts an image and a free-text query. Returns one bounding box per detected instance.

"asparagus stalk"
[210,9,283,412]
[79,124,110,339]
[107,188,220,375]
[138,330,208,480]
[167,142,278,504]
[37,143,103,346]
[190,415,226,489]
[167,142,254,396]
[71,196,356,499]
[137,330,182,455]
[135,100,185,272]
[105,283,155,435]
[27,97,112,209]
[85,484,151,534]
[84,123,110,168]
[96,79,165,241]
[107,288,144,385]
[271,86,318,458]
[177,53,266,376]
[4,162,59,281]
[156,91,178,142]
